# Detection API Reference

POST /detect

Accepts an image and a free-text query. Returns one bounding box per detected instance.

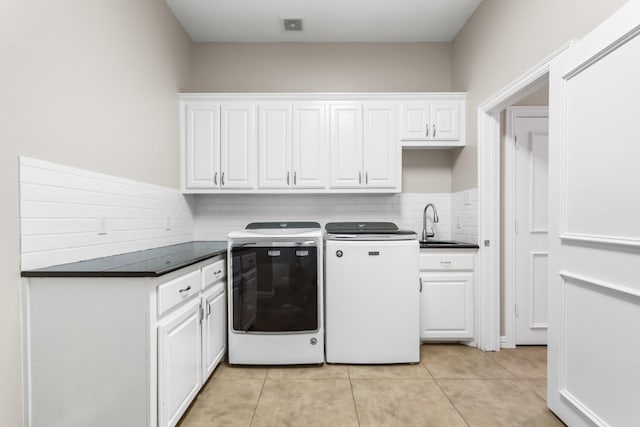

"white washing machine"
[324,222,420,364]
[227,222,324,365]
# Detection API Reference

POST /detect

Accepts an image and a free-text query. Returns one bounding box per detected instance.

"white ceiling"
[165,0,482,43]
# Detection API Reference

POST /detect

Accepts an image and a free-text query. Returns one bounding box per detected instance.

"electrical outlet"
[97,215,107,235]
[165,215,171,231]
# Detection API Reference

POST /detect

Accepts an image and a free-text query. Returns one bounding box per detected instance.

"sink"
[419,240,479,249]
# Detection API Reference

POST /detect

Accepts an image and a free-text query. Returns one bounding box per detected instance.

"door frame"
[476,40,575,351]
[503,106,549,348]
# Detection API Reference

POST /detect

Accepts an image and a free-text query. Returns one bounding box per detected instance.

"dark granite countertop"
[21,241,227,278]
[419,240,479,249]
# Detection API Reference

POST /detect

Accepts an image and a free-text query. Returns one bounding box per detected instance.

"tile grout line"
[248,371,268,426]
[432,377,472,427]
[347,367,362,426]
[485,351,549,404]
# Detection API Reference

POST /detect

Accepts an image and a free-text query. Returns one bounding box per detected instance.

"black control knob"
[336,250,343,258]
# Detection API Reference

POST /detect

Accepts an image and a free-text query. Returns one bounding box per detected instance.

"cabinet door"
[420,272,474,340]
[202,284,226,382]
[329,104,363,188]
[430,102,461,141]
[184,101,220,189]
[363,103,398,189]
[400,103,430,140]
[292,103,326,189]
[158,299,202,427]
[258,104,292,189]
[221,103,256,189]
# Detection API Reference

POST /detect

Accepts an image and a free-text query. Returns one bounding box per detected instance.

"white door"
[420,272,474,340]
[363,103,398,189]
[400,102,430,140]
[430,101,460,141]
[329,104,363,188]
[548,2,640,425]
[201,284,226,382]
[184,101,220,189]
[258,104,291,189]
[512,111,549,345]
[292,103,326,189]
[158,299,202,427]
[220,103,256,189]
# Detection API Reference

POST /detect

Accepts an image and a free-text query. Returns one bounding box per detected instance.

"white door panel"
[221,104,256,189]
[329,104,363,188]
[363,103,397,189]
[514,115,548,345]
[293,104,326,189]
[258,104,291,189]
[184,102,220,189]
[430,102,460,140]
[548,2,640,425]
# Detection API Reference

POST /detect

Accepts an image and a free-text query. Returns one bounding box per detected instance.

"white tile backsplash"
[451,188,479,244]
[190,193,452,241]
[19,157,194,270]
[19,157,479,269]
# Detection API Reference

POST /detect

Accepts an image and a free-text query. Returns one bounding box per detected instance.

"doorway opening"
[474,41,575,352]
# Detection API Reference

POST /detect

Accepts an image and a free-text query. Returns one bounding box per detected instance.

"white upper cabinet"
[221,103,256,189]
[180,93,465,193]
[329,104,363,189]
[330,103,398,190]
[183,102,220,189]
[292,104,326,189]
[258,103,292,189]
[258,103,326,190]
[363,103,398,189]
[400,95,465,148]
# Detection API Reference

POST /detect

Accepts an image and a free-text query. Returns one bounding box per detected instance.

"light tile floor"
[178,344,565,427]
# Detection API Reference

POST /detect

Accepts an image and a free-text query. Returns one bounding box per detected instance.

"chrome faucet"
[422,203,439,241]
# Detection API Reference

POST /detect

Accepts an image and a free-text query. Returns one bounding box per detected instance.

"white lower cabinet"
[23,254,227,427]
[420,250,475,340]
[158,299,202,427]
[201,283,226,382]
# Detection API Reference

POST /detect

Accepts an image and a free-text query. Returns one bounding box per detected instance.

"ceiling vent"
[283,18,303,31]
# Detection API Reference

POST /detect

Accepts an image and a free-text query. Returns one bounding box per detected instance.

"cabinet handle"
[221,172,225,186]
[179,285,192,294]
[419,277,423,293]
[433,124,436,138]
[440,261,452,268]
[207,302,212,318]
[294,171,297,185]
[287,171,290,185]
[365,172,368,185]
[426,124,429,138]
[216,270,222,275]
[359,171,362,185]
[214,172,218,186]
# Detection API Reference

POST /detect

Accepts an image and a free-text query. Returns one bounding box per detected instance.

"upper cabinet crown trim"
[179,92,467,102]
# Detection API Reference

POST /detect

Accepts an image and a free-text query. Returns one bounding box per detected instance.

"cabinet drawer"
[202,258,226,288]
[157,270,202,316]
[420,253,474,271]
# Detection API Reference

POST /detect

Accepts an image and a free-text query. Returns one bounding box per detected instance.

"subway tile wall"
[19,157,194,270]
[19,157,479,269]
[190,193,453,240]
[451,188,479,244]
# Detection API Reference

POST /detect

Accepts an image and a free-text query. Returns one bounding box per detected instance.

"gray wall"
[188,42,455,193]
[450,0,629,191]
[0,1,191,425]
